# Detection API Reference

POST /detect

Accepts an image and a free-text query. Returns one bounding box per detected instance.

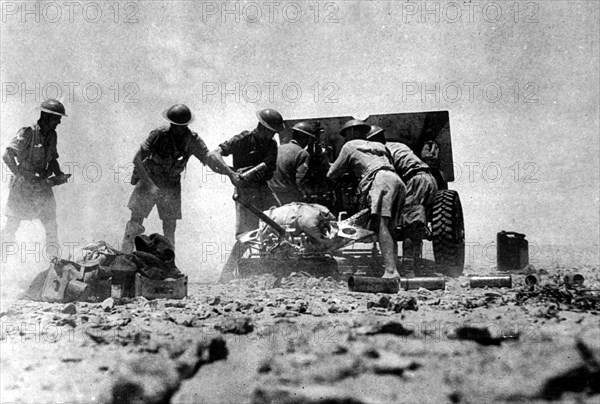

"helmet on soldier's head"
[40,99,67,117]
[292,122,317,139]
[256,109,285,133]
[366,125,385,140]
[163,104,194,125]
[340,119,370,137]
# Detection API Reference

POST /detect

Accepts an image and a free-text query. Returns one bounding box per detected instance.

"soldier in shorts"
[2,99,70,258]
[327,120,406,279]
[207,109,283,283]
[368,125,439,267]
[122,104,237,253]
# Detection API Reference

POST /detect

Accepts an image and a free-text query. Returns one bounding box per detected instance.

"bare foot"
[382,269,400,279]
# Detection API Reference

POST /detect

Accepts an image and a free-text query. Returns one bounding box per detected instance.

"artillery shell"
[469,275,512,289]
[564,273,584,286]
[348,276,399,294]
[400,277,446,291]
[524,274,541,286]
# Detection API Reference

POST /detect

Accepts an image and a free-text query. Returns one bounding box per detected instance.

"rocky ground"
[1,261,600,404]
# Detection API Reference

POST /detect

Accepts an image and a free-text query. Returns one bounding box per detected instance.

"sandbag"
[259,202,337,245]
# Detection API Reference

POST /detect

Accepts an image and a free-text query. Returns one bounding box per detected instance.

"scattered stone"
[273,310,300,318]
[175,337,228,379]
[102,298,115,312]
[389,297,418,313]
[253,306,264,314]
[164,302,186,309]
[354,321,414,337]
[309,302,328,317]
[208,296,221,306]
[102,337,227,404]
[215,317,254,334]
[61,303,77,315]
[537,339,600,400]
[61,357,83,363]
[170,314,196,327]
[56,316,77,328]
[369,351,420,376]
[85,329,109,345]
[450,326,518,346]
[253,385,367,404]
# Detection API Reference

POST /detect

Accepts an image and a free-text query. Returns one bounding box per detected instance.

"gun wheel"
[431,190,465,277]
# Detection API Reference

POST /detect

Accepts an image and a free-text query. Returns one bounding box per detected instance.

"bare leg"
[379,216,400,279]
[218,240,248,283]
[162,219,176,248]
[40,214,60,259]
[1,217,21,243]
[122,215,145,253]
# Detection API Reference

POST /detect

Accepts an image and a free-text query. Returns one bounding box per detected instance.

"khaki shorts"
[406,172,438,209]
[367,170,406,226]
[5,176,56,221]
[127,182,182,220]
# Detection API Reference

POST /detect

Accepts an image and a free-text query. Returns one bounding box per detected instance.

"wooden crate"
[134,274,187,300]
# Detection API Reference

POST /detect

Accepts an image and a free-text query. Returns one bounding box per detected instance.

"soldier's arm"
[295,150,311,195]
[2,148,19,175]
[261,141,278,181]
[3,128,35,179]
[132,148,157,187]
[326,144,350,180]
[47,159,63,176]
[206,148,241,186]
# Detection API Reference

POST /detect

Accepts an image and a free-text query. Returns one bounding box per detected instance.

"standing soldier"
[2,99,70,258]
[368,125,439,267]
[268,121,317,205]
[122,104,237,253]
[207,109,283,283]
[327,120,406,279]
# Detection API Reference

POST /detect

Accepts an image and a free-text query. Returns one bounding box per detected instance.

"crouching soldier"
[268,121,318,205]
[368,125,439,267]
[207,109,283,283]
[327,120,406,279]
[1,99,70,258]
[122,104,237,253]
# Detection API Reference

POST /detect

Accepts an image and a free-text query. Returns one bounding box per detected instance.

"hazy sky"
[1,1,598,279]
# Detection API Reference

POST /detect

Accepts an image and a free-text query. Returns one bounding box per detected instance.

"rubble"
[537,339,600,400]
[102,337,227,404]
[215,317,254,334]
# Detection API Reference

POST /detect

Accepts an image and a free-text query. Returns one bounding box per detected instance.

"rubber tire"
[431,190,465,277]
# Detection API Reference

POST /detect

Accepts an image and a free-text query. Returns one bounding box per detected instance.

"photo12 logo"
[201,81,340,104]
[399,1,540,24]
[1,1,140,23]
[199,1,340,23]
[401,81,540,104]
[1,81,140,103]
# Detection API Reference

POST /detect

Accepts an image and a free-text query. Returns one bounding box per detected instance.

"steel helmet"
[366,125,385,140]
[292,121,317,139]
[256,109,285,132]
[340,119,370,137]
[40,99,67,117]
[163,104,194,125]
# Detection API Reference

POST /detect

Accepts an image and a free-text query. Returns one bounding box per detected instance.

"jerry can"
[497,231,529,271]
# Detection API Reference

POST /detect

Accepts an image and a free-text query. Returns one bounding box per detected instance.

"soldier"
[368,125,439,267]
[2,99,70,258]
[268,121,317,205]
[122,104,236,253]
[208,109,283,283]
[327,120,406,279]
